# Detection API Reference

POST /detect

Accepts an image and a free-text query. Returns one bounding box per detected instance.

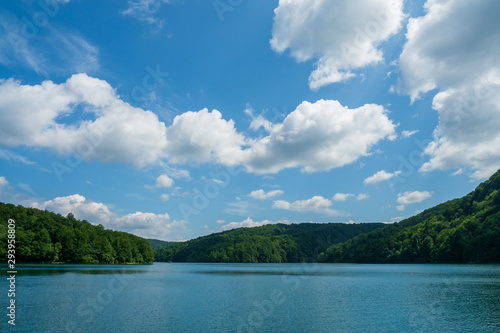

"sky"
[0,0,499,241]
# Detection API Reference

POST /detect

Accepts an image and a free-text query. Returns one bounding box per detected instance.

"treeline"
[325,169,500,263]
[154,223,385,263]
[0,203,154,264]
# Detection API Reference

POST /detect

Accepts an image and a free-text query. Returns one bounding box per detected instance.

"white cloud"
[216,219,225,224]
[159,193,170,201]
[244,99,396,174]
[0,74,167,168]
[332,193,353,201]
[363,170,401,185]
[271,0,405,89]
[356,193,369,200]
[164,108,246,166]
[273,195,338,216]
[220,217,290,232]
[401,130,419,138]
[31,194,114,224]
[156,174,174,188]
[397,191,432,205]
[419,77,500,179]
[248,189,284,200]
[114,212,185,240]
[31,194,183,240]
[0,176,8,188]
[398,0,500,179]
[396,190,432,211]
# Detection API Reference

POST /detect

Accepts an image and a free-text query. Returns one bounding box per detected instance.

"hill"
[0,202,154,264]
[147,238,177,251]
[325,169,500,263]
[154,222,385,263]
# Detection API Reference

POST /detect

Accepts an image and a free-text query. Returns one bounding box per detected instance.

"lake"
[3,263,500,332]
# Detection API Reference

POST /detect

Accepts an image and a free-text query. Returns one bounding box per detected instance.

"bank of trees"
[0,203,154,264]
[326,169,500,263]
[156,170,500,264]
[154,223,385,263]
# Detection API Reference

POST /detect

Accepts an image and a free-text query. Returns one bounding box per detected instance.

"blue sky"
[1,0,499,241]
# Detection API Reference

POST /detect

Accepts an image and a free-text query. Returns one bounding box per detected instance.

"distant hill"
[0,203,154,264]
[147,238,177,251]
[154,222,386,263]
[325,169,500,263]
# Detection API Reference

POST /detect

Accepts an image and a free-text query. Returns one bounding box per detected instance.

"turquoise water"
[2,263,500,332]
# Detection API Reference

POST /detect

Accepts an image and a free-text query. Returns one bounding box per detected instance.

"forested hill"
[147,238,177,251]
[325,169,500,263]
[0,202,154,264]
[154,222,385,263]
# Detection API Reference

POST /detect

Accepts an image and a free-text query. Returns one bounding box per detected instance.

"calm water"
[2,263,500,332]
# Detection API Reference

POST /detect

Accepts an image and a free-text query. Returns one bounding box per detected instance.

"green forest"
[154,169,500,264]
[154,223,385,263]
[325,169,500,263]
[0,203,154,264]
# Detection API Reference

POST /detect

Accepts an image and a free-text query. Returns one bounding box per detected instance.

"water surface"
[3,263,500,332]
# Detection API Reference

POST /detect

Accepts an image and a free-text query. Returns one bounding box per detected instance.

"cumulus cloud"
[220,217,290,232]
[156,174,174,188]
[248,189,284,200]
[164,108,247,166]
[332,193,353,201]
[0,74,167,168]
[271,0,405,89]
[159,193,170,201]
[396,190,432,211]
[31,194,114,224]
[397,0,500,179]
[114,212,185,240]
[31,194,183,240]
[0,176,8,188]
[244,99,396,174]
[363,170,401,185]
[273,195,338,216]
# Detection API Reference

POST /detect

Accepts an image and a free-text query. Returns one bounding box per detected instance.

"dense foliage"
[154,223,385,263]
[0,203,154,264]
[326,169,500,263]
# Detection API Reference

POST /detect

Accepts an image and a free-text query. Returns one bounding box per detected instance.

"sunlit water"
[2,263,500,332]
